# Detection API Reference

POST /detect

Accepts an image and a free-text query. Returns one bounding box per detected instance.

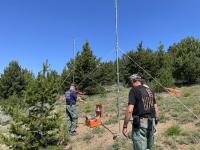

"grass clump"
[159,114,168,123]
[165,125,182,136]
[183,92,191,97]
[112,137,127,150]
[84,103,93,113]
[163,138,177,149]
[92,126,105,135]
[156,95,163,101]
[104,117,118,125]
[82,132,94,143]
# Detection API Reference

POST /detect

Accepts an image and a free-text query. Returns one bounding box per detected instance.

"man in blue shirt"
[65,84,78,135]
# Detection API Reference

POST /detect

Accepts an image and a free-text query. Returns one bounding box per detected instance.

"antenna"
[115,0,120,133]
[73,38,76,83]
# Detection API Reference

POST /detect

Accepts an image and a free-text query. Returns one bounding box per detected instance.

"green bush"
[183,92,191,97]
[165,125,182,136]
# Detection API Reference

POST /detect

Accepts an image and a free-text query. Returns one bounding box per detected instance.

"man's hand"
[122,127,128,137]
[75,89,86,95]
[155,117,159,125]
[123,104,134,138]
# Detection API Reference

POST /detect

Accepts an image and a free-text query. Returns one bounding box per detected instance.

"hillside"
[1,85,200,150]
[71,84,200,150]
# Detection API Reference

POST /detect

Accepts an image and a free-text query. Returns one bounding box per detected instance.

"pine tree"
[149,67,174,92]
[62,42,105,94]
[2,61,67,149]
[148,43,174,91]
[169,37,200,83]
[120,43,155,85]
[60,66,73,93]
[94,61,115,85]
[0,61,32,98]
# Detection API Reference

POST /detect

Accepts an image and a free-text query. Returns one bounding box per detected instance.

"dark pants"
[66,105,78,133]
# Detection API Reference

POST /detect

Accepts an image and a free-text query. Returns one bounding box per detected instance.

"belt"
[140,117,148,120]
[140,117,148,124]
[66,104,75,106]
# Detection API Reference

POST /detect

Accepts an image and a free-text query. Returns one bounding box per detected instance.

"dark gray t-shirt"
[128,85,156,117]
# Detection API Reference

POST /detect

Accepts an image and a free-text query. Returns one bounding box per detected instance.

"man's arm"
[153,92,159,119]
[154,104,159,118]
[122,104,134,137]
[77,96,85,103]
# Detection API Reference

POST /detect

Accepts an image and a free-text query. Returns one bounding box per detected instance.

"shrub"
[1,62,68,149]
[183,92,191,97]
[165,125,182,136]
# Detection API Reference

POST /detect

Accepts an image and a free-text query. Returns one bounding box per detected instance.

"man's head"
[70,83,77,91]
[129,74,142,87]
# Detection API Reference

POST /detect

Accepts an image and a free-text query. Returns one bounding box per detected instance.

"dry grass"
[1,84,200,150]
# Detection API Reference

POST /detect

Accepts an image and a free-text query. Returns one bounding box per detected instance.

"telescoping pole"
[73,39,76,83]
[115,0,121,134]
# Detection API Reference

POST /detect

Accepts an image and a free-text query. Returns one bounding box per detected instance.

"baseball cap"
[129,74,142,81]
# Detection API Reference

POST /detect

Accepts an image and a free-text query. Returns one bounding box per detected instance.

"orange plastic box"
[86,118,102,128]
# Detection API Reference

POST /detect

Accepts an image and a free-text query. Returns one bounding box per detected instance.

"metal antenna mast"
[73,38,76,83]
[115,0,120,133]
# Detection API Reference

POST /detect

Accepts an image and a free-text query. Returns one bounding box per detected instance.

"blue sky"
[0,0,200,75]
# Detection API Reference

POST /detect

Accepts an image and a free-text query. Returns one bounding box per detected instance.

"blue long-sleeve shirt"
[65,90,77,105]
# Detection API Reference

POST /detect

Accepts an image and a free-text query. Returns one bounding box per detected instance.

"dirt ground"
[69,118,200,150]
[1,85,200,150]
[68,85,200,150]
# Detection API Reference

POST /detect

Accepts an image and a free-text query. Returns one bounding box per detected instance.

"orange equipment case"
[85,118,102,128]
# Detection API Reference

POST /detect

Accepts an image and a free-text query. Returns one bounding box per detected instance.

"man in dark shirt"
[122,74,159,150]
[65,84,78,136]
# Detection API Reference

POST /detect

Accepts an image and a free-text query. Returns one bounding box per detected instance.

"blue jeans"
[132,121,154,150]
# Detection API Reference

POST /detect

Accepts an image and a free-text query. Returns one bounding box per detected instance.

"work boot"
[70,131,78,136]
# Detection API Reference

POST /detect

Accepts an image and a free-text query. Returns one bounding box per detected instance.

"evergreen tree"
[120,43,155,85]
[62,42,105,94]
[0,61,33,98]
[147,43,174,91]
[149,67,174,92]
[2,61,67,149]
[169,37,200,83]
[154,43,165,73]
[94,61,115,85]
[60,67,71,93]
